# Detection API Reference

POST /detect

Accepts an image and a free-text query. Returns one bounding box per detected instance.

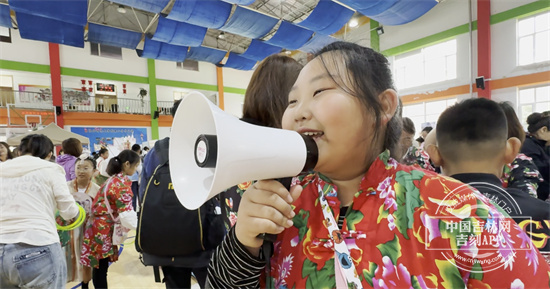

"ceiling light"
[285,50,291,55]
[348,19,358,28]
[376,26,385,36]
[218,32,225,40]
[117,5,127,14]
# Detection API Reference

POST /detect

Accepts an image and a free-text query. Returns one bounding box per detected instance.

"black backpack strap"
[154,137,170,166]
[153,266,161,283]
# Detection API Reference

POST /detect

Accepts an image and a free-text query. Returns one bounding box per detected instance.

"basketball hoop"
[27,122,38,131]
[25,115,42,132]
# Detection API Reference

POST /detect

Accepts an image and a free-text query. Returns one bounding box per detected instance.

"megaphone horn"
[169,91,318,210]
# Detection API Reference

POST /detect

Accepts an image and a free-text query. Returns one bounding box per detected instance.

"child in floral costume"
[61,155,100,288]
[207,42,550,288]
[80,149,140,289]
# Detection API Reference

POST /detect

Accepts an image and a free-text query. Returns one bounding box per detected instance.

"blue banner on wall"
[71,127,148,154]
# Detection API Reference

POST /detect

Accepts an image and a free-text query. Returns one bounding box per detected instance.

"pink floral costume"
[80,173,133,268]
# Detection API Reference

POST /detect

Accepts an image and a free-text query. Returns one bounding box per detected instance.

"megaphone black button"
[195,134,218,168]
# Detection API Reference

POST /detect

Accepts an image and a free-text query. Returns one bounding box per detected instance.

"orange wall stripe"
[402,70,550,104]
[491,70,550,90]
[217,66,224,110]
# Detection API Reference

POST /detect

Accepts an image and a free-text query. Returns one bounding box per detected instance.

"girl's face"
[0,145,8,159]
[76,160,95,182]
[101,151,109,159]
[123,160,140,176]
[282,56,375,180]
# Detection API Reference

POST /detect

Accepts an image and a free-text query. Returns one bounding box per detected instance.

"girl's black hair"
[106,149,140,176]
[527,112,550,134]
[19,134,54,159]
[315,42,402,158]
[74,155,97,170]
[98,148,108,155]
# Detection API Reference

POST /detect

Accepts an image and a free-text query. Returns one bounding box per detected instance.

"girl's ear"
[504,137,521,164]
[378,89,399,124]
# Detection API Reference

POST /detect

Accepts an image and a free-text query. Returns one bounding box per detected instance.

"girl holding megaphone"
[207,42,550,288]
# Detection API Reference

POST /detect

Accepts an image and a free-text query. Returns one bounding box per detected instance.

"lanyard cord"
[317,182,363,289]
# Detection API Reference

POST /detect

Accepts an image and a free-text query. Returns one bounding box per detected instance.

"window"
[518,11,550,65]
[176,60,199,71]
[402,98,457,133]
[90,43,122,59]
[394,39,457,90]
[518,85,550,128]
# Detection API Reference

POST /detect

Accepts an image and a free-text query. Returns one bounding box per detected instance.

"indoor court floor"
[66,232,200,289]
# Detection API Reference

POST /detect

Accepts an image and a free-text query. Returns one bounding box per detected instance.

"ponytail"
[106,150,140,176]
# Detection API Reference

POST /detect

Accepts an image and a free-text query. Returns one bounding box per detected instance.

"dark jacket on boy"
[452,173,550,254]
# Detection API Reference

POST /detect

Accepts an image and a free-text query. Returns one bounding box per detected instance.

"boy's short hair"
[436,98,508,163]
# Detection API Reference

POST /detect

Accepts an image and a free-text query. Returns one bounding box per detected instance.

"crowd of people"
[0,41,549,289]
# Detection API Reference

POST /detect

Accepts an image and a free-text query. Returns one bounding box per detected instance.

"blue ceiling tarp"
[0,4,11,28]
[265,21,313,50]
[334,0,382,10]
[137,38,188,62]
[358,0,399,16]
[9,0,87,26]
[299,34,339,54]
[224,52,256,70]
[152,17,206,47]
[370,0,438,25]
[222,0,255,5]
[220,6,279,39]
[88,23,142,49]
[297,0,354,35]
[16,12,84,47]
[110,0,171,14]
[187,46,226,64]
[167,0,231,29]
[239,39,281,61]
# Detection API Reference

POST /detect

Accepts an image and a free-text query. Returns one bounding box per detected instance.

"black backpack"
[136,138,225,265]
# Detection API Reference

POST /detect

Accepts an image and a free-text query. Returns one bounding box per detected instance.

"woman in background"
[0,134,80,288]
[94,147,110,186]
[521,112,550,201]
[219,54,303,231]
[0,141,14,162]
[499,102,543,197]
[57,137,83,181]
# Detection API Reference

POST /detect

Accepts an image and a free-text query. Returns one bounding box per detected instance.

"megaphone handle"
[256,177,293,243]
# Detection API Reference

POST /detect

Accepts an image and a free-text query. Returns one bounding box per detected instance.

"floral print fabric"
[262,151,550,289]
[80,173,133,268]
[220,181,252,232]
[401,146,435,172]
[501,153,544,198]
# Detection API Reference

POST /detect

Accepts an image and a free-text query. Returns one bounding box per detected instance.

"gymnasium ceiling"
[0,0,439,69]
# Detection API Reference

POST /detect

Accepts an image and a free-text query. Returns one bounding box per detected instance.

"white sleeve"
[100,158,109,177]
[51,167,79,220]
[119,210,137,230]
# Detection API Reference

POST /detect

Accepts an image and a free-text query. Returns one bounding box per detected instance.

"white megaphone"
[169,91,318,210]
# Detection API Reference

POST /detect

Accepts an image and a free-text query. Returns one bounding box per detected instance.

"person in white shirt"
[0,134,80,288]
[94,147,110,185]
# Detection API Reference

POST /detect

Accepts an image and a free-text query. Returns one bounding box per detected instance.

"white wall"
[223,66,254,89]
[60,42,148,77]
[0,29,50,65]
[155,59,218,86]
[224,92,245,117]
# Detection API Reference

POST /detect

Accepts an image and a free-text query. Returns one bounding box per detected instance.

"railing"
[1,90,173,116]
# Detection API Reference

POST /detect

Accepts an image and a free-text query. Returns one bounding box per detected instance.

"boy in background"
[429,98,550,263]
